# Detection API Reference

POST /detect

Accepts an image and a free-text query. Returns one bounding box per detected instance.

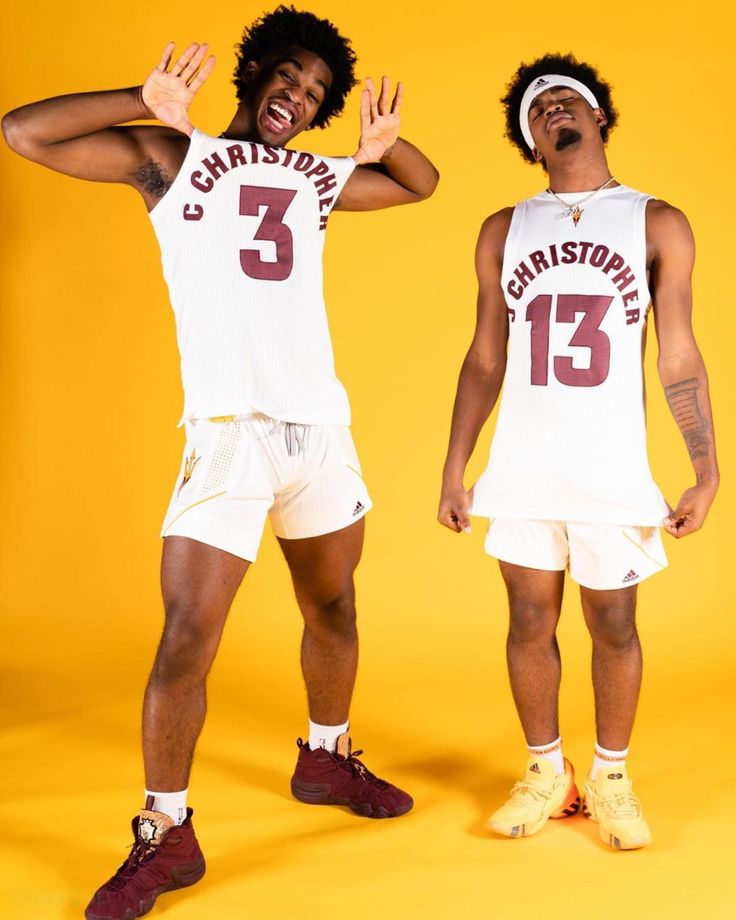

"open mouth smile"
[263,100,297,134]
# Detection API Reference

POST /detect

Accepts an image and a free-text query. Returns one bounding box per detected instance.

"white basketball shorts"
[484,519,668,590]
[161,414,371,562]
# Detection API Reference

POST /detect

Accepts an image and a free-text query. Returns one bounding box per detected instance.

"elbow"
[2,110,30,154]
[417,166,440,202]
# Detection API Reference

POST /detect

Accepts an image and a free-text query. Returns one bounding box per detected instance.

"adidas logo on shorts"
[352,501,365,517]
[622,569,639,584]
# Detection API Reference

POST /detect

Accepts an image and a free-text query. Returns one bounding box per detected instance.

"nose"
[545,102,564,118]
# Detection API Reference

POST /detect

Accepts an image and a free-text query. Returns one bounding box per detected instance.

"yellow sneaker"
[486,756,580,837]
[583,766,652,849]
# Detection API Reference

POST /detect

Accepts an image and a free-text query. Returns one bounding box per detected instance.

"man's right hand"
[142,42,216,137]
[438,482,473,534]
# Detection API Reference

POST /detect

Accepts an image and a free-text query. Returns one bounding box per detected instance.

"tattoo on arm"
[133,160,173,199]
[664,377,710,461]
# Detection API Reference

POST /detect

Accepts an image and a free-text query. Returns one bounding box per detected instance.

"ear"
[594,107,608,127]
[241,60,260,84]
[532,146,544,162]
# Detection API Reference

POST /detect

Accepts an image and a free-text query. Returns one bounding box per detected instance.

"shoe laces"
[105,837,159,891]
[601,790,640,818]
[509,780,552,805]
[338,749,389,788]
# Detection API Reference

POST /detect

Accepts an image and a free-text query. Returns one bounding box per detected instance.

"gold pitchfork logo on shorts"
[177,449,200,497]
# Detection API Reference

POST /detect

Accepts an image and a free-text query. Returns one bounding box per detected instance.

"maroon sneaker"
[85,801,206,920]
[291,733,413,818]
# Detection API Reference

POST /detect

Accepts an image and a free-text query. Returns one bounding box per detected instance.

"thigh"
[567,523,667,591]
[499,561,566,629]
[579,582,638,638]
[161,536,249,632]
[277,518,364,605]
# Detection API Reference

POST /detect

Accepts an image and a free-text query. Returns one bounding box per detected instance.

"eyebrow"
[280,57,329,93]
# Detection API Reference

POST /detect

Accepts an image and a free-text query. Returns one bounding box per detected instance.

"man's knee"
[585,600,637,649]
[300,587,357,637]
[508,601,559,644]
[153,598,224,682]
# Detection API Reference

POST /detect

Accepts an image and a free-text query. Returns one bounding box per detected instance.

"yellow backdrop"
[1,1,733,917]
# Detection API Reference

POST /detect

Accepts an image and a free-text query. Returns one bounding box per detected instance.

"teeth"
[271,102,293,123]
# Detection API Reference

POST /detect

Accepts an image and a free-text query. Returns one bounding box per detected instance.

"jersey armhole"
[148,128,204,222]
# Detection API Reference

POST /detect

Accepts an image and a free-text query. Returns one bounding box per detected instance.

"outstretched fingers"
[359,87,372,133]
[172,42,201,77]
[188,53,217,92]
[157,42,176,72]
[365,77,379,120]
[391,81,404,115]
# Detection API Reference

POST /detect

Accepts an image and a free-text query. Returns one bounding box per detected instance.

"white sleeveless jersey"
[149,129,355,426]
[471,184,669,525]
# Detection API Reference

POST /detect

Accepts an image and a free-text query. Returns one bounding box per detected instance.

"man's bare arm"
[437,208,513,533]
[2,43,215,203]
[335,77,439,211]
[648,199,719,538]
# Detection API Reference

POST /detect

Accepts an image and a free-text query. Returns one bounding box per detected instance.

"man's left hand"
[353,76,403,165]
[663,480,719,538]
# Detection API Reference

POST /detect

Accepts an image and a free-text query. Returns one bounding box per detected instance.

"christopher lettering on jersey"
[507,240,642,325]
[183,142,339,229]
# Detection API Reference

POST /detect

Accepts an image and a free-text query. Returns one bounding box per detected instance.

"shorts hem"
[484,543,566,573]
[162,522,259,563]
[569,559,668,591]
[272,500,372,541]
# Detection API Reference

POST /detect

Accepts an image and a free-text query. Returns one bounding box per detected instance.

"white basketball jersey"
[149,129,355,426]
[471,184,669,525]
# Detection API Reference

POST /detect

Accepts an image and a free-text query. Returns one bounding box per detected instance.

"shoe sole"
[291,779,413,818]
[487,782,581,838]
[582,796,652,850]
[85,856,206,920]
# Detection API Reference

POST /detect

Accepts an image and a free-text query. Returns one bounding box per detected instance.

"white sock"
[528,736,565,775]
[308,719,349,753]
[591,744,628,779]
[144,788,188,825]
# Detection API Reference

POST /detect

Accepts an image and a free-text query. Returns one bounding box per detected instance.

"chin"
[555,128,583,152]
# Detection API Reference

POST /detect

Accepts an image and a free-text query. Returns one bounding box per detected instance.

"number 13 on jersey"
[526,293,613,388]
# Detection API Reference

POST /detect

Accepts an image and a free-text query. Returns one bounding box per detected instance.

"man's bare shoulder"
[476,206,515,266]
[646,198,694,256]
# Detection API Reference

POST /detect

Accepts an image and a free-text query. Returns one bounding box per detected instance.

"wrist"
[136,85,155,119]
[442,463,466,488]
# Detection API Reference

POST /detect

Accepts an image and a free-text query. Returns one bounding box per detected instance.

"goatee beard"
[555,127,582,151]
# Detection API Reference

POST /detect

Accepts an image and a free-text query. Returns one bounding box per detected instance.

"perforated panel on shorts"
[202,423,240,495]
[335,426,361,475]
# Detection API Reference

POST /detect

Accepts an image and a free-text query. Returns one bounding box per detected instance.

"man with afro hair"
[439,53,717,850]
[3,6,438,918]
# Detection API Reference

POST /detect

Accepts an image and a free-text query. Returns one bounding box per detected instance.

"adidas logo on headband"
[533,77,550,89]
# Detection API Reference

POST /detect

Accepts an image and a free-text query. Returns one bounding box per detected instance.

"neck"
[221,105,260,142]
[546,149,614,193]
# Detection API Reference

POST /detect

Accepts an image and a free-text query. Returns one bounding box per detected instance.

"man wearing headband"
[439,53,718,849]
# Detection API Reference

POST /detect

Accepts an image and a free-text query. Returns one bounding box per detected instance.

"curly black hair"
[232,5,358,130]
[501,53,618,164]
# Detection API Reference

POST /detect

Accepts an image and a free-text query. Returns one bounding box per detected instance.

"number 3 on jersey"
[527,293,613,387]
[239,185,297,282]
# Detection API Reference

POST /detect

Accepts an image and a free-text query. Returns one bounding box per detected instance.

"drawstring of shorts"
[284,422,306,457]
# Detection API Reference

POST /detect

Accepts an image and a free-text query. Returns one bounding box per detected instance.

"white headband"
[519,74,600,150]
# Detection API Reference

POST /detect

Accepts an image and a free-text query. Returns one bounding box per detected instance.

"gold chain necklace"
[546,176,616,227]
